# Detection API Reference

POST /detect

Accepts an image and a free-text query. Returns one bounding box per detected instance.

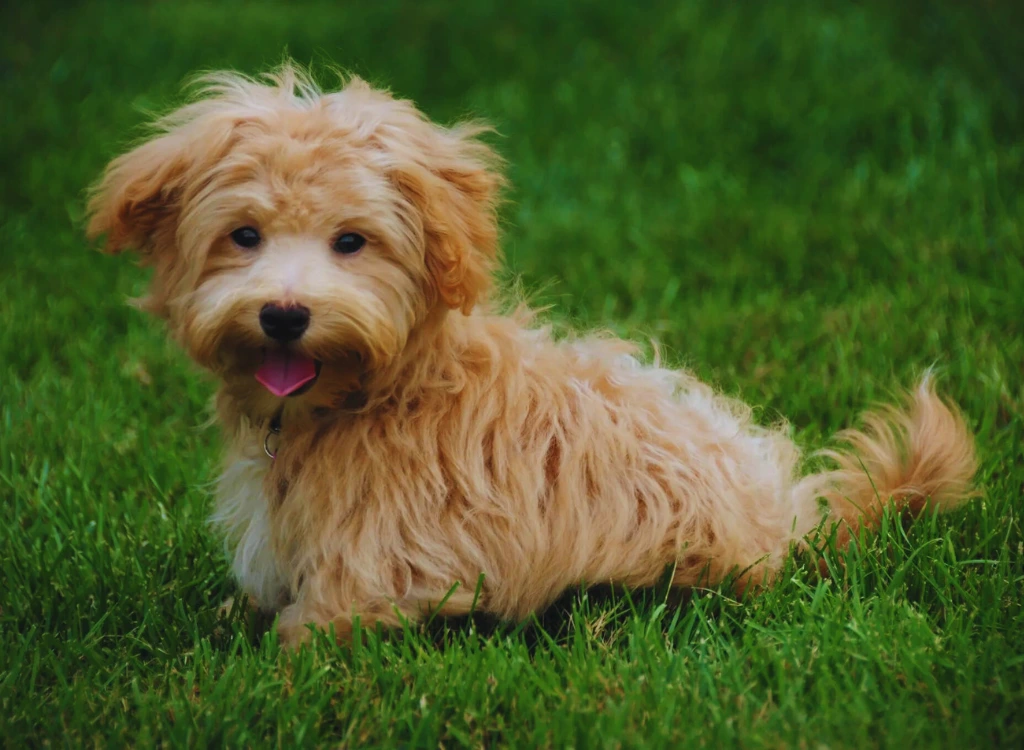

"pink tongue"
[255,350,317,397]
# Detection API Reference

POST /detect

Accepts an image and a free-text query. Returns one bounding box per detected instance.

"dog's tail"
[797,374,978,545]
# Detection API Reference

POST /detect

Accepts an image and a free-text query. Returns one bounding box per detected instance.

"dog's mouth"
[255,348,322,398]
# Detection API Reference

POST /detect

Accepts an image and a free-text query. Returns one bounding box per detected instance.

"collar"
[261,391,367,460]
[263,410,283,460]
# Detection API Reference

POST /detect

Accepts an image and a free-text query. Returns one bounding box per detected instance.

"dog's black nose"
[259,304,310,342]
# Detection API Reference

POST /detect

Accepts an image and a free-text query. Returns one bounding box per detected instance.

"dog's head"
[88,64,502,410]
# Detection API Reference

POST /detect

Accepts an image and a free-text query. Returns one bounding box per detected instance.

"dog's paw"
[276,619,315,650]
[276,604,357,648]
[275,602,316,649]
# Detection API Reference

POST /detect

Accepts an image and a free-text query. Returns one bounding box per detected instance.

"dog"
[87,64,977,647]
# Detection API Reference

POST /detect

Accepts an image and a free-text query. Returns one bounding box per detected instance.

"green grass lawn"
[2,0,1023,746]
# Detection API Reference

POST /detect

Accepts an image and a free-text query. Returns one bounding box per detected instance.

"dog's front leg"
[276,603,406,648]
[275,579,417,648]
[275,570,481,648]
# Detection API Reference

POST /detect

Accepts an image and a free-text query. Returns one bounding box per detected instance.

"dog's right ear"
[86,130,192,255]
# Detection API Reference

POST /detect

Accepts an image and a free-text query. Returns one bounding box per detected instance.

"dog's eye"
[230,226,262,249]
[332,233,366,255]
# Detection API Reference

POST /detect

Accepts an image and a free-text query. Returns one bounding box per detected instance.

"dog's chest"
[211,454,289,609]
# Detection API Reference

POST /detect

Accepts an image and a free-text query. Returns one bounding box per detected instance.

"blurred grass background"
[1,0,1022,746]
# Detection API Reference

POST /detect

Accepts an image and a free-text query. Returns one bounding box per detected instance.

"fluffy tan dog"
[88,64,977,646]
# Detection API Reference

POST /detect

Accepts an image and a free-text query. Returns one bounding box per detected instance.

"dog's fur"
[88,65,977,646]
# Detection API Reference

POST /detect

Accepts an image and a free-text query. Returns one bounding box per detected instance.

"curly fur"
[88,63,978,646]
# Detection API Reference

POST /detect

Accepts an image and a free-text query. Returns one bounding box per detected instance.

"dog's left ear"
[386,120,504,314]
[86,130,194,256]
[86,108,240,316]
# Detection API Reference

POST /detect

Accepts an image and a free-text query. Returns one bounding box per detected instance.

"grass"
[2,0,1023,746]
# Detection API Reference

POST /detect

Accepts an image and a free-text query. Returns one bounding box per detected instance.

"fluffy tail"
[808,375,978,543]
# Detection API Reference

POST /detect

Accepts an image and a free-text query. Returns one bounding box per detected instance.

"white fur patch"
[210,454,289,610]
